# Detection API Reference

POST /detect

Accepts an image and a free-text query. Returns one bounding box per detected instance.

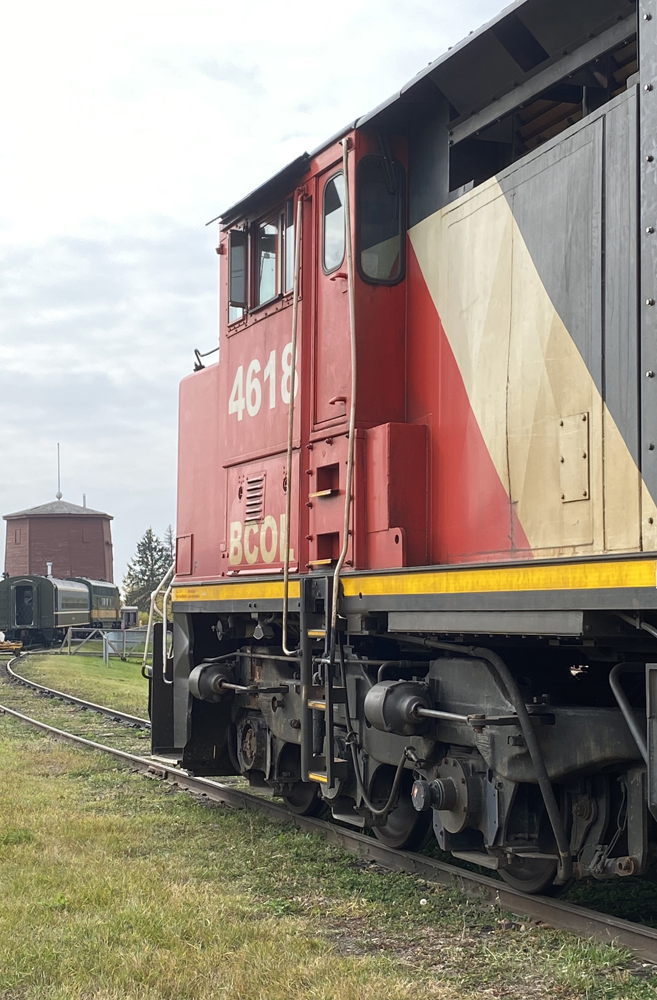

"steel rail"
[1,660,656,963]
[5,655,150,729]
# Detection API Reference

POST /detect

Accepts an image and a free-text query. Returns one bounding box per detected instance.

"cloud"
[197,59,265,98]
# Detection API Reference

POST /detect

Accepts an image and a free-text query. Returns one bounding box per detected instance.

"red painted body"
[175,129,523,583]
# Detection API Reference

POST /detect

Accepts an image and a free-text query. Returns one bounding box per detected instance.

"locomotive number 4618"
[228,343,298,421]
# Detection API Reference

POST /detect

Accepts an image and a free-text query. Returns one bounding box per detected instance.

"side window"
[357,156,405,284]
[228,229,247,323]
[255,219,278,306]
[323,172,345,273]
[284,198,295,292]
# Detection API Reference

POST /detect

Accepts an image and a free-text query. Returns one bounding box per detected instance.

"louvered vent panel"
[245,475,265,522]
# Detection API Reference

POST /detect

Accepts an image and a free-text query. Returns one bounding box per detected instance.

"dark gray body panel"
[497,91,640,464]
[499,114,604,392]
[605,88,640,465]
[498,87,639,464]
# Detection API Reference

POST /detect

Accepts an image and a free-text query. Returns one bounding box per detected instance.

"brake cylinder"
[363,679,432,735]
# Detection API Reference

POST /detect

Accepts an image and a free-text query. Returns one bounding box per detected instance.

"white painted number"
[263,349,276,409]
[228,365,245,421]
[229,343,298,420]
[281,342,298,405]
[245,358,262,417]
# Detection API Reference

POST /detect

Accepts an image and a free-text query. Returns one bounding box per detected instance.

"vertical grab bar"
[161,581,174,684]
[329,137,357,658]
[282,190,303,657]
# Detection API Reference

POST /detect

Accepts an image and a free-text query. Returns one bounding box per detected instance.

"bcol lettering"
[229,514,295,566]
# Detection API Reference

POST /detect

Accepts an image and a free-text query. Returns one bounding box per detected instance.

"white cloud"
[0,0,504,581]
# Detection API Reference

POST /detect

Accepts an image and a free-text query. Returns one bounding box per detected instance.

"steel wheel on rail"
[370,767,433,851]
[498,857,561,895]
[283,780,326,817]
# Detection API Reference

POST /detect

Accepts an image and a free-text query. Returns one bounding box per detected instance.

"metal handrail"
[282,190,303,657]
[141,564,175,678]
[161,581,174,684]
[329,137,357,656]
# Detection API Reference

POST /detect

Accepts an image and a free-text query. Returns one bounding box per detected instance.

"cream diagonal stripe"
[410,175,657,557]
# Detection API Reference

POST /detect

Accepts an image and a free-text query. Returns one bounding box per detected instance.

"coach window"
[255,219,279,306]
[357,156,404,284]
[228,228,246,323]
[323,172,345,273]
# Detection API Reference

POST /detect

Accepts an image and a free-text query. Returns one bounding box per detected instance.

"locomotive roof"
[3,499,112,520]
[217,0,635,228]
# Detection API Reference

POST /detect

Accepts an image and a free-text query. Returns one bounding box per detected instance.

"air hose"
[334,641,412,820]
[390,635,573,885]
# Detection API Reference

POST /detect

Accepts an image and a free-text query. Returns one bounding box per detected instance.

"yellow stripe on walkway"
[173,580,301,603]
[340,560,657,598]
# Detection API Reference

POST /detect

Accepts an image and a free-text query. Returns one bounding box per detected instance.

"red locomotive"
[152,0,657,893]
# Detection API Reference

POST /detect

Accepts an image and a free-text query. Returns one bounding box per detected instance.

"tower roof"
[3,500,112,520]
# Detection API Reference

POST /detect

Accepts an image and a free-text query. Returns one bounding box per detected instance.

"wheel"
[370,768,434,851]
[283,781,326,817]
[499,857,562,895]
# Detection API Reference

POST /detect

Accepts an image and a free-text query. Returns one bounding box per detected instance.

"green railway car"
[70,578,122,629]
[0,575,121,646]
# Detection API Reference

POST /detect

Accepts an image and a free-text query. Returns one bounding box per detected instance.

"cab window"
[323,172,345,273]
[228,229,246,323]
[255,219,278,305]
[357,156,405,284]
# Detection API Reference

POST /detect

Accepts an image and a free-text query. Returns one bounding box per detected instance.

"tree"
[164,524,175,565]
[122,528,172,611]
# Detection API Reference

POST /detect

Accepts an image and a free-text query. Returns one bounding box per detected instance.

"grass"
[0,675,656,998]
[15,652,149,718]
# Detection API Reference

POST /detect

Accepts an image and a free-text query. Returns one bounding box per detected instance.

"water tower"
[3,497,114,582]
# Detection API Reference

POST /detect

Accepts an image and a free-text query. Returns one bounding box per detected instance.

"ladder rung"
[307,686,347,706]
[308,759,349,784]
[307,629,326,638]
[308,488,339,498]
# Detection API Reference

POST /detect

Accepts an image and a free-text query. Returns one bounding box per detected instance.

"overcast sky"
[0,0,504,587]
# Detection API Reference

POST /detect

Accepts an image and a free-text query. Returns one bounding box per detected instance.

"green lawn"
[2,658,657,997]
[16,652,148,718]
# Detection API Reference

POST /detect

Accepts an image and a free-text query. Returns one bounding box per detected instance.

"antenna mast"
[56,443,62,500]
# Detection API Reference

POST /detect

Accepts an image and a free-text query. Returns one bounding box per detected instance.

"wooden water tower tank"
[3,499,114,582]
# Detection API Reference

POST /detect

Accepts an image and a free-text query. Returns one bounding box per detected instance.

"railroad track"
[5,652,150,728]
[1,654,656,964]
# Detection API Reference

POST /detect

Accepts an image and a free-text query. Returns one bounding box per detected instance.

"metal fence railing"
[103,627,149,664]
